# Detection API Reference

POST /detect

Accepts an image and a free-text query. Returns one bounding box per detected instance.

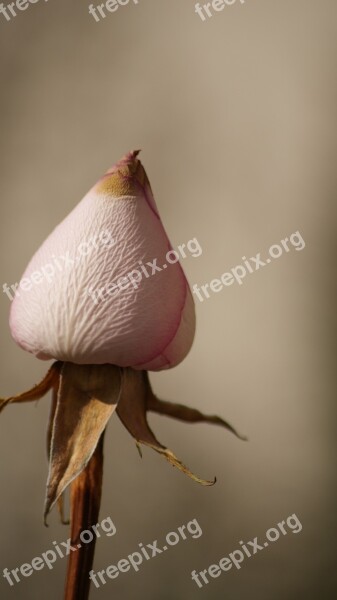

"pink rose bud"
[10,150,195,370]
[1,151,245,598]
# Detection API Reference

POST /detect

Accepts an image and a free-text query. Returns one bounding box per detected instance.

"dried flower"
[1,151,244,599]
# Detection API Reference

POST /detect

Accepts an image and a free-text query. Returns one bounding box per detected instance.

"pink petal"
[10,151,195,370]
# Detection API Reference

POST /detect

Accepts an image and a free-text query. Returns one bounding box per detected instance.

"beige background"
[0,0,336,598]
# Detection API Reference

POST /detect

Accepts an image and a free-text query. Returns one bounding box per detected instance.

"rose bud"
[1,151,245,598]
[10,150,195,370]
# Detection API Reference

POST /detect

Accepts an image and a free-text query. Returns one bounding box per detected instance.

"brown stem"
[64,431,105,600]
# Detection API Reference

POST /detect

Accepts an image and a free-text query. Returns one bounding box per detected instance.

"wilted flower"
[1,151,244,599]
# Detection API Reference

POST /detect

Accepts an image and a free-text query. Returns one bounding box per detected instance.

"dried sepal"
[117,369,217,486]
[140,440,216,486]
[47,378,69,524]
[44,363,122,522]
[145,374,247,441]
[0,361,62,413]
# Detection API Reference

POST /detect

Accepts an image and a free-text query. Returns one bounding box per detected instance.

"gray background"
[0,0,336,598]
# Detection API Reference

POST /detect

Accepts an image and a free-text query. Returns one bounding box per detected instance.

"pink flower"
[1,151,244,599]
[10,150,195,370]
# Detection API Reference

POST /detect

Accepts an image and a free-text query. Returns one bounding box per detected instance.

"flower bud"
[10,151,195,370]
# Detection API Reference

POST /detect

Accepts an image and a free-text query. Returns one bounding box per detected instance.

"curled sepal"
[46,383,69,525]
[44,363,122,523]
[0,361,62,414]
[116,369,215,486]
[141,441,216,486]
[145,376,247,441]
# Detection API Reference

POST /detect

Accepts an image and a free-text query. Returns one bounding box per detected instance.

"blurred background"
[0,0,336,598]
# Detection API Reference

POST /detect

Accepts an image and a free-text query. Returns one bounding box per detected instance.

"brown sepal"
[44,363,121,522]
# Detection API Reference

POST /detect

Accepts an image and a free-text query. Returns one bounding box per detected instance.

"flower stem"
[64,431,105,600]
